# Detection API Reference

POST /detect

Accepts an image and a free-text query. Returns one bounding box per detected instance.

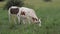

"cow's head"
[32,17,41,26]
[32,17,41,24]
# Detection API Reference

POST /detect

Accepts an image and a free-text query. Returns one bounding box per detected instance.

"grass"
[0,1,6,8]
[0,7,60,34]
[0,0,60,34]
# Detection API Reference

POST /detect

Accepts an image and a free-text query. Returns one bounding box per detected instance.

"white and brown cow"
[20,7,41,26]
[8,6,20,24]
[8,6,41,26]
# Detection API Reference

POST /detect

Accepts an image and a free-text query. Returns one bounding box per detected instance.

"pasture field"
[0,0,60,34]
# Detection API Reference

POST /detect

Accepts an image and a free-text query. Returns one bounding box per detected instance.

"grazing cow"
[8,6,20,24]
[8,6,41,26]
[20,7,41,26]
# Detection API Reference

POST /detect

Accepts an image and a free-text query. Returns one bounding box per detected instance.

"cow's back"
[9,6,19,15]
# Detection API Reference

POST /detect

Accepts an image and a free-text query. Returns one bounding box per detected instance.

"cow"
[8,6,41,26]
[19,7,41,26]
[8,6,20,24]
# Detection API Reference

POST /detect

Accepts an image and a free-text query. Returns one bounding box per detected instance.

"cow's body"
[20,7,41,26]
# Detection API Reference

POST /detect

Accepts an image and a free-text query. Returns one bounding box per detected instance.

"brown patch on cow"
[32,17,37,21]
[10,8,19,14]
[21,11,25,15]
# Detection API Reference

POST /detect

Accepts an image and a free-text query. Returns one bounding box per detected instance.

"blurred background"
[0,0,60,34]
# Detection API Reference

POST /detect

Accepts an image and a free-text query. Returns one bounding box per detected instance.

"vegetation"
[4,0,24,9]
[0,0,4,2]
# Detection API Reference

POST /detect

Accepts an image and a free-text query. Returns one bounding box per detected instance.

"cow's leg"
[27,17,31,24]
[14,17,17,24]
[12,15,17,24]
[22,18,27,24]
[8,11,11,23]
[28,20,31,24]
[9,14,10,23]
[22,19,26,24]
[17,15,21,24]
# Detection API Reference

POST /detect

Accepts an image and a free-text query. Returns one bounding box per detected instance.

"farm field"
[0,0,60,34]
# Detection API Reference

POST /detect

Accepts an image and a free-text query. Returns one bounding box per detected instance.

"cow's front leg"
[22,20,26,24]
[27,17,31,24]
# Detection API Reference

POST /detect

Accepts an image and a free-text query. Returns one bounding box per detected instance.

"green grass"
[0,0,60,34]
[0,1,6,8]
[24,0,60,10]
[0,7,60,34]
